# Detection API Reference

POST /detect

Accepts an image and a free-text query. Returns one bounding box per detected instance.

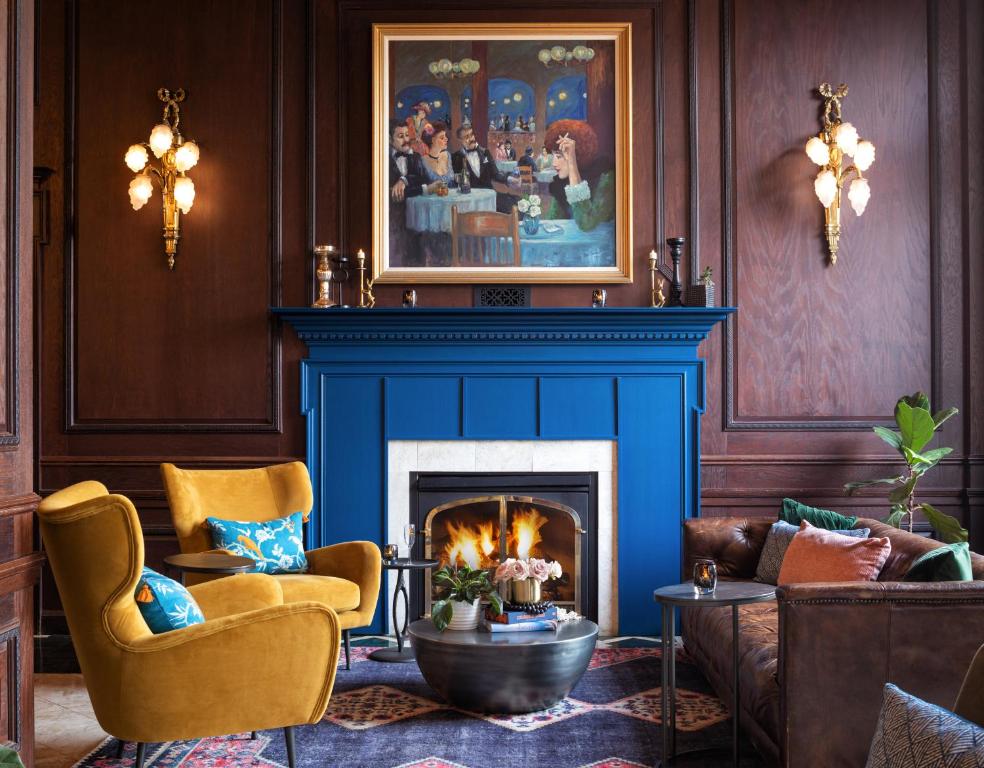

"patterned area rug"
[74,636,764,767]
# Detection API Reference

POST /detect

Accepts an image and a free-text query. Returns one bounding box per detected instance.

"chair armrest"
[777,581,984,767]
[114,602,340,742]
[187,573,283,619]
[682,517,772,580]
[306,541,382,625]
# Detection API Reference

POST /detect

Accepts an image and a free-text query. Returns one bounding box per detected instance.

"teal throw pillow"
[781,498,858,531]
[754,519,870,585]
[903,541,973,582]
[207,511,308,574]
[135,567,205,634]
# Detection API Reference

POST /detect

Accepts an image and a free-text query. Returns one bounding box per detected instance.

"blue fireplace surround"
[273,306,733,635]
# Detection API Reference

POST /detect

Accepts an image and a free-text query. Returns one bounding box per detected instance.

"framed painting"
[372,23,632,284]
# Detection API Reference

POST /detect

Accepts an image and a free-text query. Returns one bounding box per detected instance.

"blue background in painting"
[394,85,451,122]
[547,74,588,123]
[488,78,535,123]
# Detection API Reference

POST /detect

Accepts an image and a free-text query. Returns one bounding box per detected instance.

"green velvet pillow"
[903,542,973,582]
[781,498,858,531]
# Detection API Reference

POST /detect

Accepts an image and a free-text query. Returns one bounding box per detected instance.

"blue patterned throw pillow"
[206,512,308,574]
[755,520,870,585]
[866,683,984,767]
[135,567,205,634]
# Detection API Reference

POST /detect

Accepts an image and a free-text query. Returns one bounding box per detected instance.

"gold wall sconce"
[805,83,875,264]
[124,88,200,270]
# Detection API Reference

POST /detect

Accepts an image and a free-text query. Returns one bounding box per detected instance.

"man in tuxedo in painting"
[452,124,518,214]
[389,120,427,265]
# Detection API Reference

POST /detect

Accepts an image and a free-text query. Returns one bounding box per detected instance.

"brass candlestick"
[356,249,376,308]
[649,249,666,308]
[312,244,337,308]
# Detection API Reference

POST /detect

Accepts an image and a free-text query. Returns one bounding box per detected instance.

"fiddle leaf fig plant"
[430,564,503,632]
[845,392,966,542]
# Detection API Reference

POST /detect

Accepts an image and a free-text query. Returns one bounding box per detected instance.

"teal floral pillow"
[135,567,205,634]
[206,512,308,574]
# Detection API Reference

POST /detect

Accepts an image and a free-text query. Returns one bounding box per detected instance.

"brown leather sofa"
[681,517,984,767]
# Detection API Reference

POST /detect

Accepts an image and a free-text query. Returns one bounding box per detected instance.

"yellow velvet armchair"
[160,461,381,668]
[38,481,340,768]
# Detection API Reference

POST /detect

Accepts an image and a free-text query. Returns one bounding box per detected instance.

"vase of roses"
[517,194,542,235]
[494,557,563,604]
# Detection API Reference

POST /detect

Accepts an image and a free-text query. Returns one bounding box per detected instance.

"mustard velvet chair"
[38,481,341,768]
[160,461,381,669]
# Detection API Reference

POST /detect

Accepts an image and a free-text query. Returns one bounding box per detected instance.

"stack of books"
[483,605,558,633]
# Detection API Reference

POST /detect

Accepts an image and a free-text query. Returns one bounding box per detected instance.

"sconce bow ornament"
[806,82,875,265]
[124,87,200,270]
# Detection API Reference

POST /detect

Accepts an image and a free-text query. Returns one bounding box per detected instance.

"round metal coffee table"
[163,553,256,585]
[408,618,598,713]
[369,558,439,663]
[653,582,776,767]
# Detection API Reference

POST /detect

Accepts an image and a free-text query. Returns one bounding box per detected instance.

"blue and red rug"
[74,637,763,767]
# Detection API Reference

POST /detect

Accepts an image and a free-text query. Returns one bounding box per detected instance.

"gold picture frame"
[372,22,633,284]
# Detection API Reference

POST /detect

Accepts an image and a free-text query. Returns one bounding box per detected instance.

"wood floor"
[34,674,108,768]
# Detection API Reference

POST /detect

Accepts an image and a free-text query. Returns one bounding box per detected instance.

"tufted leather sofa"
[681,517,984,767]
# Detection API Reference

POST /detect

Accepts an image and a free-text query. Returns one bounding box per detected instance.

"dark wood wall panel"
[33,0,983,641]
[68,0,282,430]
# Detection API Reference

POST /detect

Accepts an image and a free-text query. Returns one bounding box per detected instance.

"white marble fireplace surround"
[386,440,617,635]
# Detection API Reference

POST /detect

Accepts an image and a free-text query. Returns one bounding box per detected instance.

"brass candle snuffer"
[648,250,667,308]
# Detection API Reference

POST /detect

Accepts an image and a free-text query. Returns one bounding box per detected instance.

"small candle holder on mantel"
[651,237,686,307]
[355,249,376,308]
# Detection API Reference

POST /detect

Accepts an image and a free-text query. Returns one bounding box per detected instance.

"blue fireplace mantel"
[273,306,734,635]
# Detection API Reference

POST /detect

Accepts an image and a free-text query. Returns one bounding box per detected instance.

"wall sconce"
[805,83,875,264]
[124,88,200,270]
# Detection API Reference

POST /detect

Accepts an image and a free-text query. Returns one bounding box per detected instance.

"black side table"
[163,553,256,585]
[369,558,439,663]
[653,581,776,767]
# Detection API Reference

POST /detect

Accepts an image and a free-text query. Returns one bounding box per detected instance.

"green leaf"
[920,503,969,544]
[873,426,904,451]
[487,591,503,616]
[844,477,902,495]
[884,506,908,528]
[932,407,958,429]
[888,475,918,505]
[895,400,935,453]
[431,599,454,631]
[900,392,931,412]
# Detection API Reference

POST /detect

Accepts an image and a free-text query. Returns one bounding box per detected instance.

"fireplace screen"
[423,495,583,614]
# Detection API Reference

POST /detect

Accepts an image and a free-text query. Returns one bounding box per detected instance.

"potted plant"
[431,564,503,631]
[494,557,563,604]
[845,392,967,542]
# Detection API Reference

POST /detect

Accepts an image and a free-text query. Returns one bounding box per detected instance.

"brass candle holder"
[312,244,337,308]
[355,249,376,308]
[648,249,666,308]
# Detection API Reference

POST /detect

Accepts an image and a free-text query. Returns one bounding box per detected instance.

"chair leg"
[284,726,296,768]
[134,742,146,768]
[115,740,125,759]
[343,628,351,670]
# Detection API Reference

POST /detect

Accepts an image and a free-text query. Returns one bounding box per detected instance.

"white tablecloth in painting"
[405,188,497,233]
[495,160,518,173]
[519,219,616,267]
[535,169,557,183]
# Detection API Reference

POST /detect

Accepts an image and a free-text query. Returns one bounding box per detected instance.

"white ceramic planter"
[446,598,482,630]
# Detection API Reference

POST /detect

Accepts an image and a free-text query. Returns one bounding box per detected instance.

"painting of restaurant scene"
[372,24,632,283]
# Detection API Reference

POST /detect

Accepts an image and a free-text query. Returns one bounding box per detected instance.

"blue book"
[489,606,559,625]
[484,619,557,632]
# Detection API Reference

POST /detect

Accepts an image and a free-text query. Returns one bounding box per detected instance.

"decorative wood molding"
[687,0,699,275]
[0,494,40,520]
[719,0,941,431]
[0,0,23,447]
[61,0,284,433]
[0,627,21,748]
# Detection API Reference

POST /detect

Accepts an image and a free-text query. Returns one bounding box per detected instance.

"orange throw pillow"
[777,520,891,584]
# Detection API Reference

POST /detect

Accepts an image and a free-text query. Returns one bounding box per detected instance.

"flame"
[443,519,498,569]
[508,507,549,560]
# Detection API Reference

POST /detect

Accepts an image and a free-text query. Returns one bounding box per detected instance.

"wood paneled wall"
[1,0,41,761]
[33,0,984,631]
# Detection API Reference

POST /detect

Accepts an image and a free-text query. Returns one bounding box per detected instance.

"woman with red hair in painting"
[406,101,433,156]
[543,119,615,232]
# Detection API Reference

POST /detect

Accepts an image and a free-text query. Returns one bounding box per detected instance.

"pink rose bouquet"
[494,558,529,583]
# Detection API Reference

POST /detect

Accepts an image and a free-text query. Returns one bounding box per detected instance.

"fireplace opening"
[409,472,598,623]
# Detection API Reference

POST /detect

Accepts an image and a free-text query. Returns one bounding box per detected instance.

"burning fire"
[443,519,498,569]
[508,507,549,560]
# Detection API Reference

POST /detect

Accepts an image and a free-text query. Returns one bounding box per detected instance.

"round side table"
[163,553,256,584]
[653,581,776,767]
[369,558,439,663]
